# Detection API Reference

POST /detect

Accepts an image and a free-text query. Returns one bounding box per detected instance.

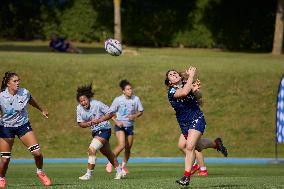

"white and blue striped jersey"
[0,88,31,127]
[108,95,144,127]
[76,99,111,132]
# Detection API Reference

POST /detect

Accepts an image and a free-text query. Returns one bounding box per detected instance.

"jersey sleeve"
[26,89,32,101]
[136,97,144,112]
[107,98,119,114]
[168,87,177,100]
[76,107,83,123]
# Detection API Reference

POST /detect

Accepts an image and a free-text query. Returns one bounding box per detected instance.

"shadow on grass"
[202,184,246,188]
[0,44,105,54]
[9,183,78,187]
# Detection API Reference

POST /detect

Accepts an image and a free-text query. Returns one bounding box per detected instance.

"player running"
[0,72,52,188]
[165,67,228,186]
[105,80,144,174]
[76,84,125,181]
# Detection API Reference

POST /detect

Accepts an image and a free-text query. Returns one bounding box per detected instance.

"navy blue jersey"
[49,37,68,52]
[168,86,203,124]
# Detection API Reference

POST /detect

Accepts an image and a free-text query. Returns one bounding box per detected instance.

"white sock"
[200,166,207,171]
[122,161,127,167]
[0,177,5,180]
[87,169,94,175]
[37,168,43,174]
[115,165,122,172]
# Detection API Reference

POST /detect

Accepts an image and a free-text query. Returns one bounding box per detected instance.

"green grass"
[5,163,284,188]
[0,41,284,158]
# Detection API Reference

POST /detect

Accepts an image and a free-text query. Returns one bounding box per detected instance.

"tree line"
[0,0,282,52]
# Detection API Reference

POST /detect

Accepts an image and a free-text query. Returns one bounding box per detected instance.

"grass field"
[0,41,284,158]
[4,163,284,188]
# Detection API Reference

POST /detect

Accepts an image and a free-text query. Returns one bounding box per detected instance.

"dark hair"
[76,83,94,101]
[1,72,18,91]
[164,69,178,87]
[119,80,131,90]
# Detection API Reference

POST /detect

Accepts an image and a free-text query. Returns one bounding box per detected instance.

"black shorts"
[114,125,134,136]
[179,115,206,139]
[92,129,112,140]
[0,122,33,138]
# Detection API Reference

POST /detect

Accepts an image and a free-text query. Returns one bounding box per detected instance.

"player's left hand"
[127,115,136,121]
[192,79,201,92]
[42,110,49,119]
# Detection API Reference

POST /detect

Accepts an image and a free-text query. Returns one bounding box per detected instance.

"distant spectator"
[49,33,82,53]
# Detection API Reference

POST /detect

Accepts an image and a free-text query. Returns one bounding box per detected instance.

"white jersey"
[0,88,31,127]
[76,99,111,132]
[108,95,144,127]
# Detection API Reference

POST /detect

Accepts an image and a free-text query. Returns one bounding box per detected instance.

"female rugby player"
[76,84,125,180]
[0,72,51,188]
[165,67,228,186]
[105,80,143,174]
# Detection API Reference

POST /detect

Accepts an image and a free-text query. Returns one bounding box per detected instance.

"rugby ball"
[104,38,122,56]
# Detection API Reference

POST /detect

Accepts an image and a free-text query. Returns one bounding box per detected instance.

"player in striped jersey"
[0,72,51,188]
[105,80,144,174]
[76,84,125,181]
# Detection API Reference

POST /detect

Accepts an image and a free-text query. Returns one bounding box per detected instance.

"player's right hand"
[186,66,196,78]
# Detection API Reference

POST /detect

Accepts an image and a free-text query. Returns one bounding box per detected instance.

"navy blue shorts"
[92,129,111,140]
[0,122,33,138]
[114,125,134,136]
[179,116,206,139]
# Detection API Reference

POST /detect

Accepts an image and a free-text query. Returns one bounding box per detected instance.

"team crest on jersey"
[169,88,176,94]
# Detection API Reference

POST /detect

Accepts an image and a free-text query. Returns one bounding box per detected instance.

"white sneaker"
[114,169,126,180]
[79,173,91,180]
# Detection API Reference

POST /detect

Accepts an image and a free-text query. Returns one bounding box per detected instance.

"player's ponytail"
[1,72,18,91]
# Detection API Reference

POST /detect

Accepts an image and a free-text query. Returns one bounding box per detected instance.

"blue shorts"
[179,115,206,139]
[0,122,33,138]
[114,125,134,136]
[92,129,111,140]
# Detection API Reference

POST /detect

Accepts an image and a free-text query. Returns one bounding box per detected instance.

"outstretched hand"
[185,66,196,79]
[42,110,49,119]
[192,79,201,92]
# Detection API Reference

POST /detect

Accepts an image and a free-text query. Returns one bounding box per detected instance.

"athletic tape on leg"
[89,138,103,150]
[88,156,97,164]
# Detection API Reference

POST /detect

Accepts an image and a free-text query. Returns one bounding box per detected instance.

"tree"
[114,0,122,41]
[272,0,284,55]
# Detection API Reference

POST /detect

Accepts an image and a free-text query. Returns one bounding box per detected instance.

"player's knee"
[28,144,41,157]
[32,150,42,158]
[186,144,195,152]
[0,152,11,163]
[88,147,97,155]
[117,142,126,150]
[89,138,103,151]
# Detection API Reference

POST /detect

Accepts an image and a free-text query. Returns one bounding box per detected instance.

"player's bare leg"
[106,131,126,173]
[0,138,14,188]
[122,135,134,173]
[100,142,126,179]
